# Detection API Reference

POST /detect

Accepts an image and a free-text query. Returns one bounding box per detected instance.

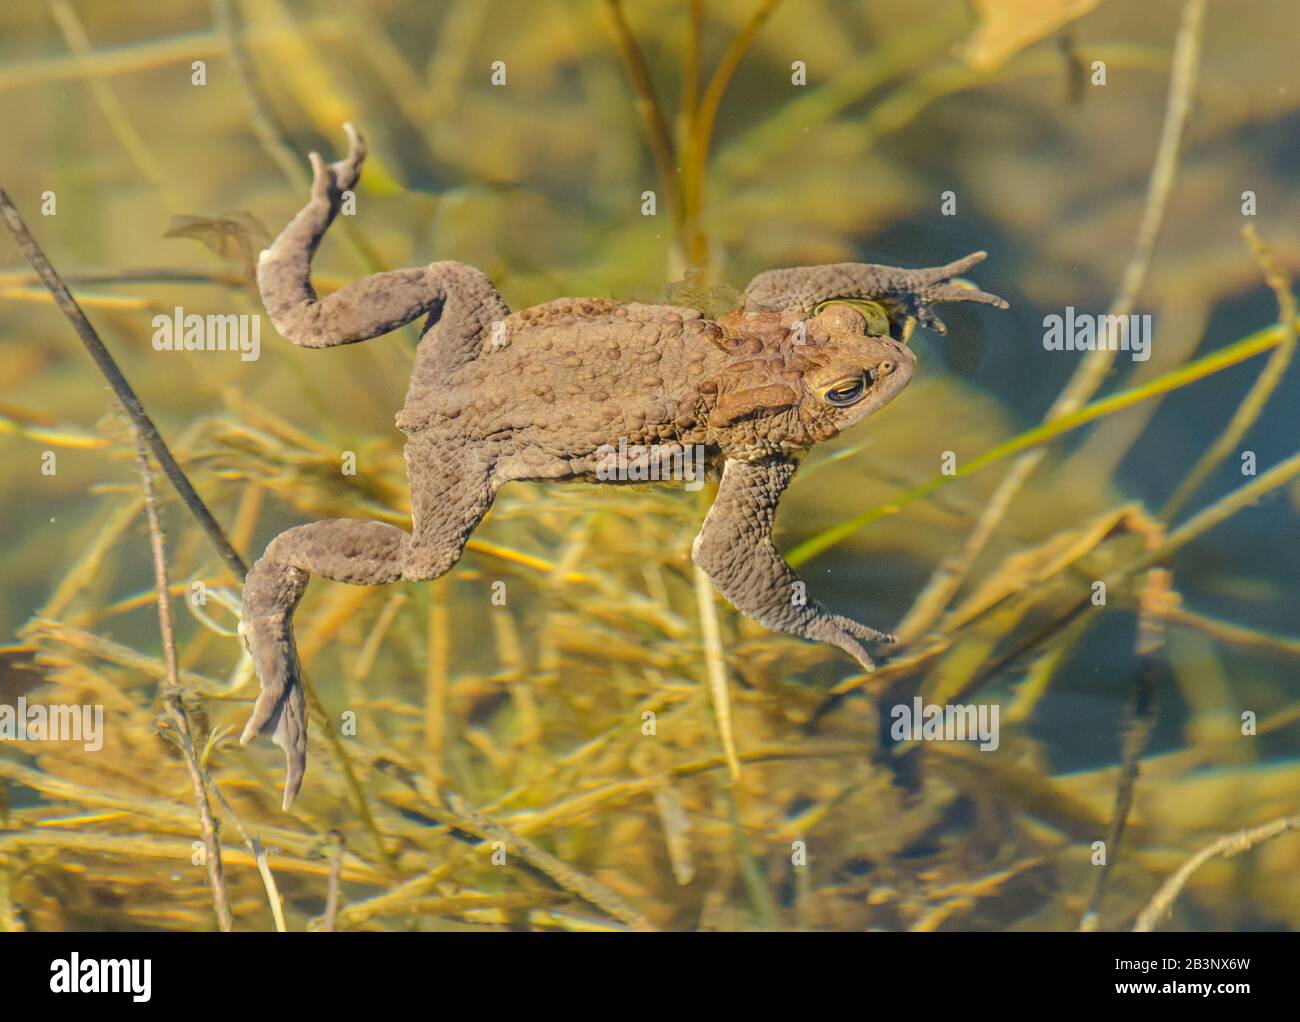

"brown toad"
[241,125,1009,807]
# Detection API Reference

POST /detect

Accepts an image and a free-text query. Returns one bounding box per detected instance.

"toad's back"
[400,299,731,453]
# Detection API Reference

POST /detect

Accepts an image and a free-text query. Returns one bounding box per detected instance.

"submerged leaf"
[961,0,1104,72]
[163,212,272,281]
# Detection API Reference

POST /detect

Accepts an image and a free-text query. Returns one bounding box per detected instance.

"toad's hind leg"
[240,445,496,809]
[256,123,509,364]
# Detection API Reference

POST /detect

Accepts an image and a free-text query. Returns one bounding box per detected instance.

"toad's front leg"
[691,457,897,672]
[743,251,1008,338]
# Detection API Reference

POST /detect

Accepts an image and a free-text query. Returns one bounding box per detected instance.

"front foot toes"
[914,251,1010,319]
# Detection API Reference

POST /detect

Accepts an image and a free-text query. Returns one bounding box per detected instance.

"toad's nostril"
[878,360,894,374]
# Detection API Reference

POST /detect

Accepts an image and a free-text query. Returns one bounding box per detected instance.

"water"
[0,0,1297,933]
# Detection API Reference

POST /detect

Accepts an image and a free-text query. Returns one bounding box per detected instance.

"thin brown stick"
[896,0,1207,643]
[694,564,741,781]
[680,0,703,148]
[209,0,308,193]
[425,579,449,783]
[1078,570,1168,931]
[684,0,784,270]
[444,794,658,932]
[1158,605,1300,659]
[337,741,860,928]
[693,0,786,170]
[931,450,1300,707]
[322,830,344,932]
[302,682,399,874]
[132,432,233,932]
[1131,450,1300,573]
[202,765,288,931]
[0,188,248,580]
[0,266,250,288]
[1133,814,1300,931]
[602,0,685,240]
[0,20,347,95]
[47,0,178,209]
[208,0,387,276]
[1161,226,1298,518]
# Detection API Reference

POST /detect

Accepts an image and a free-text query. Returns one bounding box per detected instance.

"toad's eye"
[823,375,867,407]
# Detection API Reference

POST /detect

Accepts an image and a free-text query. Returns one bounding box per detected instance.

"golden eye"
[823,376,866,407]
[813,298,891,335]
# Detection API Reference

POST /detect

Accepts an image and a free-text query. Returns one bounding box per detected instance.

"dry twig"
[1134,814,1300,931]
[0,188,248,579]
[132,432,233,931]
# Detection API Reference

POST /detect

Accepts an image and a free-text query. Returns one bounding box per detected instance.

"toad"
[242,125,1008,807]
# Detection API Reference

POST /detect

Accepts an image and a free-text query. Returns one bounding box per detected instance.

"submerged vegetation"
[0,0,1298,931]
